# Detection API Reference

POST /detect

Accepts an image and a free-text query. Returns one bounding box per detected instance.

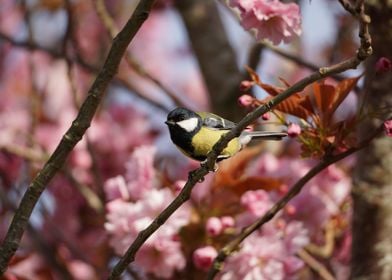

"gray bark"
[351,1,392,279]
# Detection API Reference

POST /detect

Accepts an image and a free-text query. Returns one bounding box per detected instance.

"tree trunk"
[351,1,392,279]
[174,0,245,120]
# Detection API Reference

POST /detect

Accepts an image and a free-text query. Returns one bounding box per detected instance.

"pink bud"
[275,218,286,230]
[278,184,289,195]
[285,204,297,216]
[193,246,218,271]
[261,112,270,121]
[375,57,392,74]
[173,180,186,195]
[239,80,254,91]
[238,94,254,107]
[384,119,392,137]
[206,217,223,236]
[287,123,301,138]
[220,216,235,229]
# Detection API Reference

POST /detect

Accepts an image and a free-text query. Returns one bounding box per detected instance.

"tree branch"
[108,1,372,278]
[206,135,376,279]
[0,0,157,275]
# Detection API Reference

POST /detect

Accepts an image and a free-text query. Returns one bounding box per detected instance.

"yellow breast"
[191,127,240,159]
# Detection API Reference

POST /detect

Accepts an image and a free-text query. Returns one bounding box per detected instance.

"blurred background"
[0,0,391,279]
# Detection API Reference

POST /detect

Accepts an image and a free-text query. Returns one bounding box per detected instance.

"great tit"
[165,107,287,162]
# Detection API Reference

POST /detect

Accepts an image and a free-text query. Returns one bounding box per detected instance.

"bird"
[165,107,287,162]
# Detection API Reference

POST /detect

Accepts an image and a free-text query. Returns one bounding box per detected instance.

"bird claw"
[200,159,219,172]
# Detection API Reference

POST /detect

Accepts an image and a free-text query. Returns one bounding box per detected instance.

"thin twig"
[0,185,74,280]
[63,168,104,213]
[297,249,336,280]
[108,1,372,279]
[0,145,47,162]
[94,0,184,107]
[0,31,169,112]
[64,0,106,197]
[0,0,157,275]
[306,220,335,258]
[206,125,382,279]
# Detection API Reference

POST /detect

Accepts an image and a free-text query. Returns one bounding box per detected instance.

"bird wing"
[197,112,237,130]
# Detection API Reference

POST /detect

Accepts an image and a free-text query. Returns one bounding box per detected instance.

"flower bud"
[193,246,218,271]
[261,112,270,121]
[220,216,235,229]
[239,80,254,91]
[287,123,301,138]
[375,57,392,74]
[384,119,392,137]
[206,217,223,236]
[238,94,254,107]
[285,204,297,216]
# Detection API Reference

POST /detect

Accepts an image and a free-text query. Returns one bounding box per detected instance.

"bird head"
[165,107,201,133]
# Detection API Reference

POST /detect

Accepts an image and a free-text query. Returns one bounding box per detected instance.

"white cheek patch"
[177,118,198,132]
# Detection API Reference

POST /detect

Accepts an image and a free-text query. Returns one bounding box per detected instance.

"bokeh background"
[0,0,391,279]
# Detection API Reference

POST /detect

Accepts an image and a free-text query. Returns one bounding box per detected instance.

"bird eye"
[176,115,185,121]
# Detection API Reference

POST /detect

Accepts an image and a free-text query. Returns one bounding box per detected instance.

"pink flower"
[104,146,157,201]
[136,236,186,278]
[220,222,308,279]
[384,119,392,137]
[206,217,223,236]
[287,123,301,137]
[193,246,218,271]
[105,187,191,278]
[104,175,130,201]
[221,216,235,229]
[238,94,254,107]
[375,57,392,73]
[241,189,272,216]
[229,0,302,45]
[125,146,156,200]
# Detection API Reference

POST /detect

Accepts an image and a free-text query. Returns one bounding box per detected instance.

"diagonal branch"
[206,125,383,279]
[0,0,157,275]
[108,1,372,279]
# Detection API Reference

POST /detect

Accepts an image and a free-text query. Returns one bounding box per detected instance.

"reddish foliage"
[246,67,362,158]
[212,147,282,196]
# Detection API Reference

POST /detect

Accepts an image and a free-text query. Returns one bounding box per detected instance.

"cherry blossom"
[229,0,302,45]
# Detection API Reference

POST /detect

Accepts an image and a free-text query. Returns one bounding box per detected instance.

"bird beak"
[165,120,175,126]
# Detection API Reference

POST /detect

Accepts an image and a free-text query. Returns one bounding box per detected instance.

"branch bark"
[207,125,383,279]
[351,0,392,278]
[0,0,157,275]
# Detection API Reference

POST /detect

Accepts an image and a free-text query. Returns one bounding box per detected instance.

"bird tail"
[239,131,287,146]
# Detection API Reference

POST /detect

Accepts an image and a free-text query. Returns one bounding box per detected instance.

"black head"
[165,107,201,133]
[165,108,202,155]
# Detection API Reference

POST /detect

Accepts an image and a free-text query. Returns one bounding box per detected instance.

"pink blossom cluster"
[103,145,351,278]
[220,222,309,279]
[104,146,191,278]
[249,153,351,235]
[229,0,302,45]
[190,153,352,277]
